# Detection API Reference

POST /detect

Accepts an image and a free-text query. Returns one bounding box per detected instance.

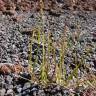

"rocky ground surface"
[0,0,96,12]
[0,0,96,96]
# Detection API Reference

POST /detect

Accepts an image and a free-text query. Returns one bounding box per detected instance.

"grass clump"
[27,0,96,89]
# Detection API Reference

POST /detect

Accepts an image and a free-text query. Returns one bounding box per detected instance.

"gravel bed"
[0,9,96,95]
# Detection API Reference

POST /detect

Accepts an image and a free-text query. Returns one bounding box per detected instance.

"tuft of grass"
[40,29,48,85]
[28,29,36,82]
[26,1,96,89]
[39,0,48,85]
[55,26,68,85]
[67,24,81,83]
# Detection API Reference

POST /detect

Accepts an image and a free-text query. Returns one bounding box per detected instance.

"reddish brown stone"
[0,0,5,11]
[0,63,24,74]
[0,0,96,12]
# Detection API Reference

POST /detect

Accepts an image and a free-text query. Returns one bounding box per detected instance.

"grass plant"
[27,0,96,88]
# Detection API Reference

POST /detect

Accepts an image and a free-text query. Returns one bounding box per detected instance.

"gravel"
[0,6,96,96]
